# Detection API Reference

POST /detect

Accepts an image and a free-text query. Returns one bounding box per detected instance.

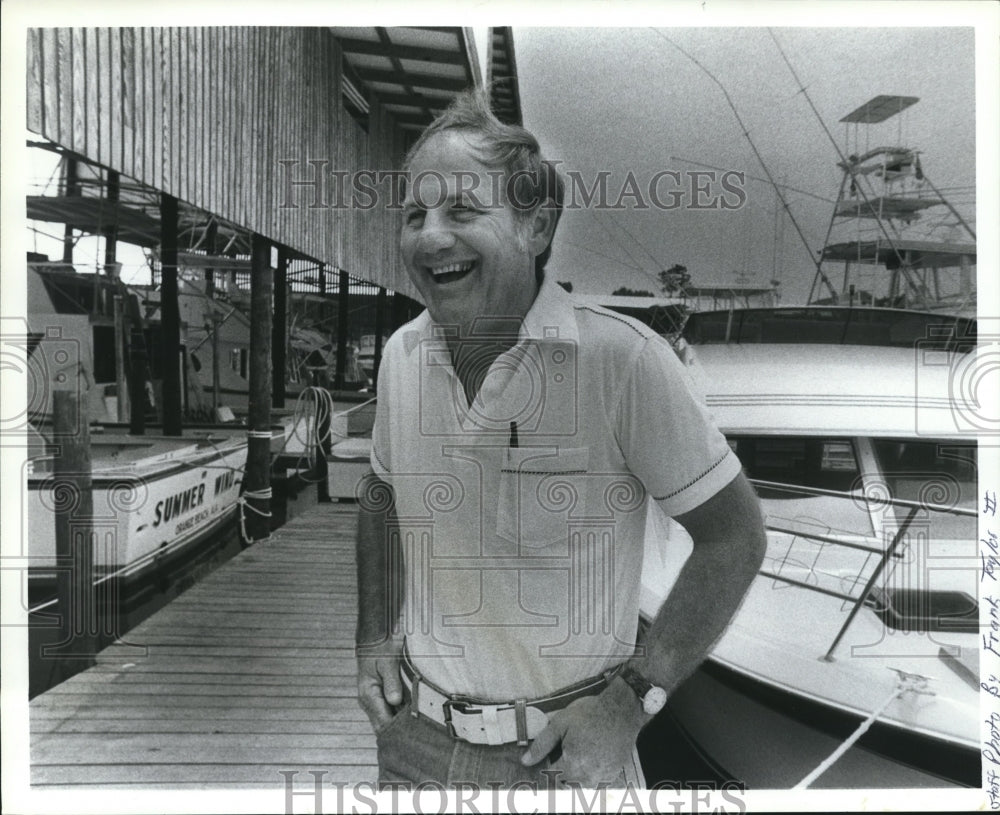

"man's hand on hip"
[356,636,404,732]
[520,676,648,786]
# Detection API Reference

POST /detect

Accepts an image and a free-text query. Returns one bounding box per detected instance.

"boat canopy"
[834,196,942,220]
[820,239,976,267]
[840,95,920,124]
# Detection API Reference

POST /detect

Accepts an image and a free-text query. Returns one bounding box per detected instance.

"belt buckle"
[441,696,472,739]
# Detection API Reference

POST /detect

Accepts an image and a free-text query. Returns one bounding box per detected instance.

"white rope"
[793,669,932,789]
[239,388,377,537]
[336,394,378,415]
[239,487,273,544]
[273,387,374,479]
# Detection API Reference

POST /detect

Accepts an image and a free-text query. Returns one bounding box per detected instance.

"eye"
[404,209,425,227]
[451,203,481,220]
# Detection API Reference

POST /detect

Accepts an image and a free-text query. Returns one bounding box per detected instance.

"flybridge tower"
[809,95,976,315]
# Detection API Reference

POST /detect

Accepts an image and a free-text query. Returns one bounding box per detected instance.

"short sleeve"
[616,336,740,517]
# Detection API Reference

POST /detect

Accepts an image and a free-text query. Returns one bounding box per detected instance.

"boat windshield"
[735,435,979,639]
[871,439,977,538]
[728,436,873,536]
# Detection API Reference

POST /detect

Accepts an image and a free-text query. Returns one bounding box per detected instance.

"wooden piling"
[45,390,96,673]
[160,193,182,436]
[205,220,221,416]
[373,287,387,386]
[244,234,273,543]
[103,170,120,270]
[272,247,288,408]
[107,192,126,427]
[112,293,129,424]
[334,270,349,390]
[317,401,331,503]
[61,157,78,265]
[125,290,147,436]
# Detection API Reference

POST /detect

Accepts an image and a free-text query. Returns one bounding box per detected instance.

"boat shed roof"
[28,27,521,258]
[487,27,522,126]
[26,194,161,248]
[332,27,521,133]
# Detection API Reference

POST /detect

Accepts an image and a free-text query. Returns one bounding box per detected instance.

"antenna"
[653,29,828,295]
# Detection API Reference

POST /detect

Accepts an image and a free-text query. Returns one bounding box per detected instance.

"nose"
[414,210,456,256]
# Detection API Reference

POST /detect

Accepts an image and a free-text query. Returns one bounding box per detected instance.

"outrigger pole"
[653,29,830,298]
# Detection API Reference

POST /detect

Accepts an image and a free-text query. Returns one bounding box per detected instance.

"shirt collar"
[519,272,581,345]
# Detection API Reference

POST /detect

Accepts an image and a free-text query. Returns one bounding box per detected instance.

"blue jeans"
[376,698,634,789]
[376,700,559,789]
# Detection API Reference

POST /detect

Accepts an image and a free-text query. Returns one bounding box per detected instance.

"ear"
[527,203,559,258]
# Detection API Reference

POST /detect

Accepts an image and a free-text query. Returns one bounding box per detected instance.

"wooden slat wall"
[26,26,417,300]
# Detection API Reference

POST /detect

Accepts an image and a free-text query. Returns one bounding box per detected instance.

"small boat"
[26,428,248,609]
[24,259,259,608]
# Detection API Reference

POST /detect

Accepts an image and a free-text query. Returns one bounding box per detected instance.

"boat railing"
[748,477,977,660]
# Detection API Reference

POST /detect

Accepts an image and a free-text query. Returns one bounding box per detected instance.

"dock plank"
[32,763,374,787]
[29,503,378,789]
[33,717,374,735]
[32,703,369,723]
[36,682,365,699]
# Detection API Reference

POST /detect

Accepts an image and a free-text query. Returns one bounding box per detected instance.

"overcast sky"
[515,26,977,303]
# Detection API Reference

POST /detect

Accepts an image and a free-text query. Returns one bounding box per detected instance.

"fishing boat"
[633,94,980,789]
[807,94,976,317]
[24,261,252,603]
[22,185,346,696]
[26,428,248,609]
[636,305,980,789]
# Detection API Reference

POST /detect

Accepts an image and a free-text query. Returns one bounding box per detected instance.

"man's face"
[401,130,550,333]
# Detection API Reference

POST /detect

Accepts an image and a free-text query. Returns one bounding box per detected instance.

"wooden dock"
[29,503,377,790]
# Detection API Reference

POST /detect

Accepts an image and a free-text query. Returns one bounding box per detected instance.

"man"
[356,90,766,789]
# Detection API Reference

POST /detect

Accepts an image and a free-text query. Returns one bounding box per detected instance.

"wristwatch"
[619,664,668,715]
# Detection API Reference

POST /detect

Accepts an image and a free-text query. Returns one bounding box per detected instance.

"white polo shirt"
[370,275,740,701]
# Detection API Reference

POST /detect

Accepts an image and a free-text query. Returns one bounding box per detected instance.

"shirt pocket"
[497,446,589,548]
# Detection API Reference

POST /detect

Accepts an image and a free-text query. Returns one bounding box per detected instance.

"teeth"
[429,262,473,277]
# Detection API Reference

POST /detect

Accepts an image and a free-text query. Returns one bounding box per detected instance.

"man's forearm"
[637,473,767,694]
[355,473,402,646]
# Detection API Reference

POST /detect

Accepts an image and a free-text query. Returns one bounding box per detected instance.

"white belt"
[400,650,621,747]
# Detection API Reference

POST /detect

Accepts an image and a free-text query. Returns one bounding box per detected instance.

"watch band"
[619,664,668,715]
[620,664,654,697]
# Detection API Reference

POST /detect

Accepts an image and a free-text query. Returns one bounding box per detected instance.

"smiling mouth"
[427,262,475,285]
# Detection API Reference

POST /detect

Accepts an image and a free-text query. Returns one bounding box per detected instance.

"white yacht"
[639,305,980,788]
